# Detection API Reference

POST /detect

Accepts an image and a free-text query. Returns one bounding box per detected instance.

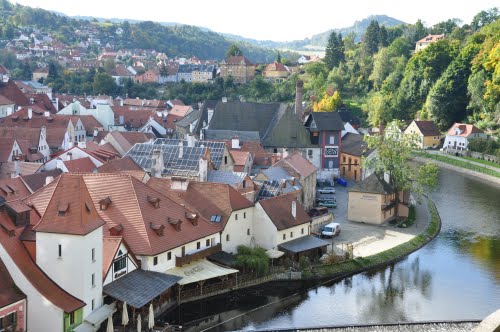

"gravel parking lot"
[321,181,429,258]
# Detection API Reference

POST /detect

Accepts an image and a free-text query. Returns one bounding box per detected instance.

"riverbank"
[413,152,500,185]
[179,196,441,306]
[305,197,440,279]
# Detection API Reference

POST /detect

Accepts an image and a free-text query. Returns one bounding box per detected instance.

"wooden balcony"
[175,243,222,267]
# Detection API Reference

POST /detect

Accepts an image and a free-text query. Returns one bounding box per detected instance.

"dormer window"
[147,196,160,209]
[185,212,198,226]
[58,202,69,216]
[167,217,182,231]
[99,197,112,210]
[150,222,165,236]
[109,224,123,236]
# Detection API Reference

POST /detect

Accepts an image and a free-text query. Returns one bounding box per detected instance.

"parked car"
[308,206,329,217]
[336,178,347,187]
[321,222,341,238]
[317,186,336,194]
[318,200,337,208]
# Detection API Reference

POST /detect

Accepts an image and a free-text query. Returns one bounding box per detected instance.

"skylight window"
[210,215,222,222]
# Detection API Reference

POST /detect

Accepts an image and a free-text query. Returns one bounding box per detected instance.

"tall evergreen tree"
[324,32,345,70]
[363,21,381,55]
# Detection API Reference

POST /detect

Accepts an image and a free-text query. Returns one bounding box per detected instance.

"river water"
[165,169,500,331]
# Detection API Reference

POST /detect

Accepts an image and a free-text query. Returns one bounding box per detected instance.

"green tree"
[363,120,439,215]
[363,20,381,55]
[395,39,459,119]
[471,8,499,31]
[276,51,282,63]
[93,72,117,95]
[234,245,269,276]
[324,31,345,70]
[226,44,243,58]
[431,18,462,35]
[427,42,482,130]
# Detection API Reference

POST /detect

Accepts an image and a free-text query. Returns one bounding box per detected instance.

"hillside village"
[0,1,499,332]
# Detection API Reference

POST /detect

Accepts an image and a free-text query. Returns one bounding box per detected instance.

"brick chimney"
[295,80,304,118]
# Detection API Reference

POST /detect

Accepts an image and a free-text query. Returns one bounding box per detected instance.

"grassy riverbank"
[310,198,441,278]
[460,155,500,169]
[414,152,500,178]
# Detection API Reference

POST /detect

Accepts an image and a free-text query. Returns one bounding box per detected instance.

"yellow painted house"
[404,120,441,149]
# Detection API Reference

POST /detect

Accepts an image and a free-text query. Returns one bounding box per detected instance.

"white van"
[321,222,341,238]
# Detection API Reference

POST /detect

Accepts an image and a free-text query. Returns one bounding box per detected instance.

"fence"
[445,148,499,164]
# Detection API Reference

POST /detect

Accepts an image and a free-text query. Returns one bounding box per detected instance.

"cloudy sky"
[11,0,499,41]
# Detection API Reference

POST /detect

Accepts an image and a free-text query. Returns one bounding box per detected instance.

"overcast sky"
[11,0,499,41]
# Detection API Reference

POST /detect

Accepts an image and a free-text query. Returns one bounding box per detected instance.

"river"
[164,169,500,331]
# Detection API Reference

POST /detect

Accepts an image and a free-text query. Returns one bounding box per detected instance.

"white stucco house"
[443,123,486,151]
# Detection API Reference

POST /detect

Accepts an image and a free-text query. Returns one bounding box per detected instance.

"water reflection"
[356,257,432,323]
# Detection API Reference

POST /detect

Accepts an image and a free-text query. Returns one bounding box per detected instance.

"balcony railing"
[175,243,222,267]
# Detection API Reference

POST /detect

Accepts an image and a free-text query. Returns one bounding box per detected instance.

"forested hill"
[221,15,406,51]
[0,0,294,62]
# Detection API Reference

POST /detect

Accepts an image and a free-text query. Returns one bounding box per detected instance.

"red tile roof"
[229,150,250,166]
[412,120,441,137]
[110,65,134,77]
[28,173,220,255]
[20,169,62,192]
[274,151,317,178]
[123,98,166,108]
[0,80,30,106]
[0,177,31,202]
[147,178,253,231]
[446,123,484,138]
[169,105,192,117]
[31,174,106,235]
[258,193,310,230]
[416,34,446,44]
[111,107,178,131]
[224,56,254,66]
[264,62,288,72]
[0,137,15,163]
[63,157,97,172]
[97,156,142,173]
[102,236,122,280]
[108,131,155,154]
[27,93,57,113]
[0,210,85,312]
[0,257,26,308]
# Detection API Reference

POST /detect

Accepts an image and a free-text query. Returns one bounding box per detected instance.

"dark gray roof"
[209,101,281,137]
[208,251,237,267]
[262,105,313,148]
[263,167,293,182]
[278,235,330,253]
[339,110,361,126]
[349,173,394,195]
[153,139,226,169]
[204,129,261,142]
[306,112,344,131]
[193,100,217,137]
[103,269,181,309]
[207,170,247,186]
[175,109,201,130]
[341,133,374,157]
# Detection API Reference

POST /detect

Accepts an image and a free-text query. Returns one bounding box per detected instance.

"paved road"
[324,181,430,257]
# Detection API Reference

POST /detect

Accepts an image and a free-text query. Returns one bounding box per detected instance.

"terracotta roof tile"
[63,157,97,172]
[169,105,192,117]
[258,193,310,230]
[32,174,106,235]
[97,156,143,173]
[0,211,85,312]
[0,177,31,202]
[416,34,446,44]
[229,150,250,166]
[109,131,155,154]
[147,178,253,231]
[273,151,317,178]
[102,236,122,280]
[20,169,62,192]
[224,56,254,66]
[412,121,440,137]
[446,123,484,138]
[0,257,26,308]
[0,137,15,162]
[0,80,30,106]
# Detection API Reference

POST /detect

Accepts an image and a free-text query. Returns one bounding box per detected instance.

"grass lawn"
[460,155,500,169]
[414,152,500,178]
